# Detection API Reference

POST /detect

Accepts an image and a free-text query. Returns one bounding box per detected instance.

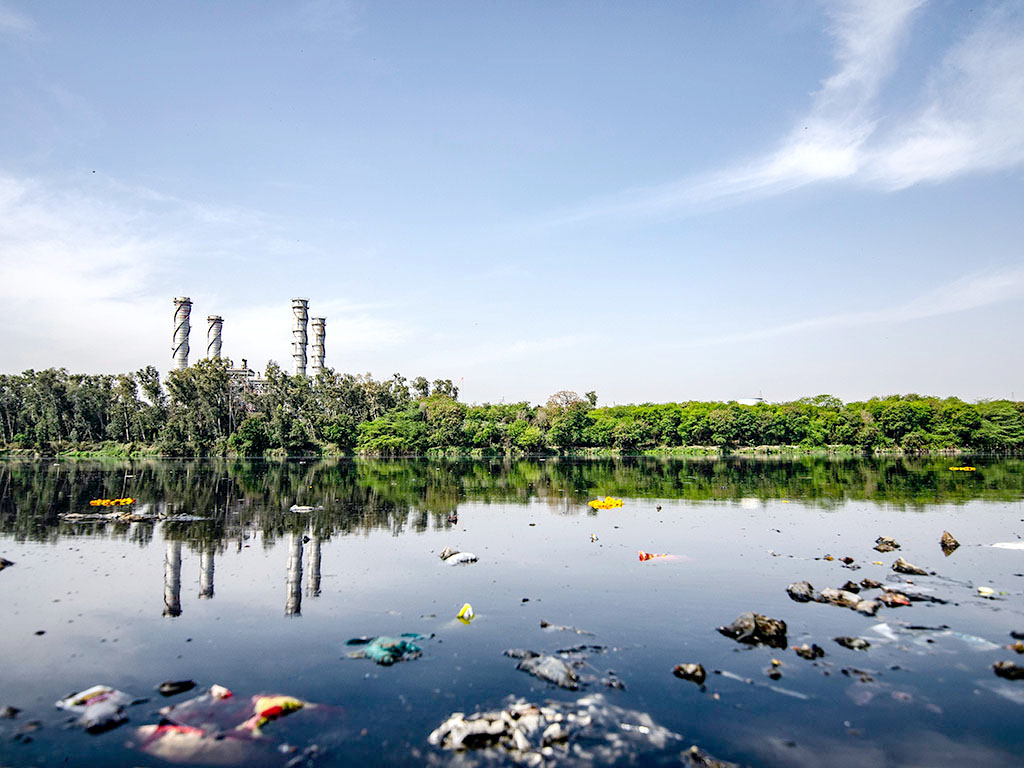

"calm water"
[1,457,1023,767]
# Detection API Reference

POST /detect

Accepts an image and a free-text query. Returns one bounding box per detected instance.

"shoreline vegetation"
[1,361,1022,458]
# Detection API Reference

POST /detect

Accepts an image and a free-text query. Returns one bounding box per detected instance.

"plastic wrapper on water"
[55,684,133,733]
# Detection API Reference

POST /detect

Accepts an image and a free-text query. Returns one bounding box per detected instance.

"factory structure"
[170,296,328,383]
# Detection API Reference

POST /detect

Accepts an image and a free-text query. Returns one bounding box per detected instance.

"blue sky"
[1,0,1022,405]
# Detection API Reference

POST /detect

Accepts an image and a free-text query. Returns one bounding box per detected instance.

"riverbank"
[0,442,990,459]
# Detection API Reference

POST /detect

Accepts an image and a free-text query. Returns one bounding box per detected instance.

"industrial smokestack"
[311,317,326,375]
[172,297,192,371]
[206,315,223,359]
[292,298,309,377]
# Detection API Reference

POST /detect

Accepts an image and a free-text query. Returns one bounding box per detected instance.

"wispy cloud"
[0,2,35,37]
[0,171,406,375]
[866,6,1024,188]
[677,265,1024,349]
[563,0,1024,221]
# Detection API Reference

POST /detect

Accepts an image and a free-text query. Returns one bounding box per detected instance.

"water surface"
[1,457,1023,766]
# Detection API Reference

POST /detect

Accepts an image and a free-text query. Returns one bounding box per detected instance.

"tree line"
[1,362,1022,456]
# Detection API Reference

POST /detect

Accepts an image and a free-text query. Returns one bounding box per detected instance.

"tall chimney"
[292,298,309,377]
[172,297,192,371]
[206,315,223,359]
[311,317,326,375]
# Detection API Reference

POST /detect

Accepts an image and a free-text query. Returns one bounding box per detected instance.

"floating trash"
[427,693,683,765]
[129,684,334,764]
[539,620,595,636]
[439,546,478,565]
[347,634,423,665]
[588,497,624,510]
[56,684,133,733]
[717,612,788,648]
[507,651,580,690]
[949,466,976,471]
[638,550,670,562]
[673,663,706,685]
[456,603,475,625]
[88,498,135,507]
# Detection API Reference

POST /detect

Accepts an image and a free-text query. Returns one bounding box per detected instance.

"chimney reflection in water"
[198,544,215,599]
[163,540,182,617]
[285,533,303,616]
[306,535,322,598]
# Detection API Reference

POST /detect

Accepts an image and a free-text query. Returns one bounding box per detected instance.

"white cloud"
[0,171,409,376]
[676,265,1024,348]
[866,7,1024,188]
[563,0,1024,221]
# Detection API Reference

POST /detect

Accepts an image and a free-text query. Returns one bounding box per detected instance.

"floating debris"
[874,536,900,553]
[439,546,478,565]
[993,661,1024,681]
[855,600,881,616]
[346,634,423,665]
[878,591,912,607]
[89,497,135,507]
[588,497,624,510]
[713,669,810,700]
[130,684,331,764]
[941,531,960,555]
[786,581,815,603]
[834,637,870,651]
[683,744,740,767]
[456,603,475,625]
[949,466,976,471]
[0,557,13,571]
[56,684,133,733]
[540,620,595,636]
[288,504,323,513]
[793,643,825,660]
[505,650,580,690]
[818,588,862,608]
[427,693,682,765]
[638,550,670,562]
[673,663,706,686]
[157,680,196,697]
[717,612,788,648]
[893,557,930,576]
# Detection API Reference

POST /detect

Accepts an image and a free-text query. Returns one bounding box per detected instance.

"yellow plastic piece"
[456,603,474,624]
[588,497,624,510]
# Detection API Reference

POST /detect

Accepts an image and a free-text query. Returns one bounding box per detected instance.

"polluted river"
[1,456,1023,767]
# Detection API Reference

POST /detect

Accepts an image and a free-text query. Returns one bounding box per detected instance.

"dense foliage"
[1,365,1022,456]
